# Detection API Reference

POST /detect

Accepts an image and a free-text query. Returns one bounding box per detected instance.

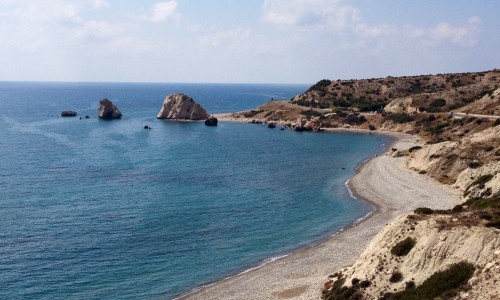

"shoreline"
[177,129,462,300]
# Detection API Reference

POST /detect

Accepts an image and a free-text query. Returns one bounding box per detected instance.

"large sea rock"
[98,99,122,120]
[157,93,209,120]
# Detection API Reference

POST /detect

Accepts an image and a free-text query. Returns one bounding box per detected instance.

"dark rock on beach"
[204,116,218,126]
[98,99,122,120]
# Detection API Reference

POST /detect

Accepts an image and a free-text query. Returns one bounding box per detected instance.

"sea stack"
[157,93,209,120]
[98,99,122,120]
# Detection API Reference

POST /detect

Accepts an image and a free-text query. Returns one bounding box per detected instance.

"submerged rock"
[98,99,122,120]
[204,116,218,126]
[157,93,209,120]
[61,111,77,117]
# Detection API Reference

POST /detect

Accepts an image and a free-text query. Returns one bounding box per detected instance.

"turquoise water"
[0,82,391,299]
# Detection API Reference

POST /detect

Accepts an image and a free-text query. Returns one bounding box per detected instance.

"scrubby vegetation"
[382,262,475,300]
[414,207,434,215]
[391,237,416,257]
[464,193,500,229]
[383,113,415,124]
[292,70,500,114]
[389,271,403,283]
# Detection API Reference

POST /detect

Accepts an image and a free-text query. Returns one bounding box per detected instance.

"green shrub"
[307,79,331,93]
[493,118,500,127]
[368,124,376,131]
[384,113,415,124]
[359,280,371,288]
[391,237,417,256]
[429,98,447,107]
[452,205,463,213]
[389,271,403,283]
[385,262,475,300]
[405,281,415,290]
[467,161,483,169]
[418,170,427,174]
[466,174,494,192]
[414,207,433,215]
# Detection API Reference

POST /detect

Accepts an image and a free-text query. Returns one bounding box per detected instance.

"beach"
[177,132,462,300]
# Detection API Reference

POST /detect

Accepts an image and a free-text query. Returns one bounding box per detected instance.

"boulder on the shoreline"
[98,99,122,120]
[204,116,218,126]
[61,111,77,117]
[157,93,209,120]
[268,122,276,129]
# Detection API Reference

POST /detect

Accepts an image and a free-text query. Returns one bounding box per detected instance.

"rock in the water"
[98,99,122,120]
[61,111,77,117]
[204,116,218,126]
[268,122,276,128]
[157,93,209,120]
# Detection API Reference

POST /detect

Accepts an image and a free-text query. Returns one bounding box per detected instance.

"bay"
[0,82,391,299]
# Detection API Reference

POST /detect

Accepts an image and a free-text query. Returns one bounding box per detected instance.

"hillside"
[225,70,500,299]
[291,70,500,114]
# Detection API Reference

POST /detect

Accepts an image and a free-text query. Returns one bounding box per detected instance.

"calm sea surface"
[0,82,392,299]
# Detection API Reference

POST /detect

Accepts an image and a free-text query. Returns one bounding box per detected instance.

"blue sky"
[0,0,499,83]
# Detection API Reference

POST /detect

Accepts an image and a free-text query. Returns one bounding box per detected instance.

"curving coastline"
[177,131,462,300]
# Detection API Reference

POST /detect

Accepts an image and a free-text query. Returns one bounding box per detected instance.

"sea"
[0,82,392,299]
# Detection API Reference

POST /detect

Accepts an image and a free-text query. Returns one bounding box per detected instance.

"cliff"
[323,213,500,299]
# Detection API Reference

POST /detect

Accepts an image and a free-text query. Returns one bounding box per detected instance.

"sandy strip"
[177,133,462,300]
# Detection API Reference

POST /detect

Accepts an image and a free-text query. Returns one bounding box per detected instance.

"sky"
[0,0,499,84]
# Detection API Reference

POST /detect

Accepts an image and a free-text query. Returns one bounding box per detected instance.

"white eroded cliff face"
[157,93,209,120]
[336,214,500,299]
[407,125,499,198]
[383,97,418,114]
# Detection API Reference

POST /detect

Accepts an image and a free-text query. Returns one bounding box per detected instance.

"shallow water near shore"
[0,82,391,299]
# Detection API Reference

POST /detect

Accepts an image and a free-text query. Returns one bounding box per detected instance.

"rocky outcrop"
[157,93,209,120]
[324,213,500,300]
[384,97,418,114]
[61,111,77,117]
[98,99,122,120]
[204,116,218,126]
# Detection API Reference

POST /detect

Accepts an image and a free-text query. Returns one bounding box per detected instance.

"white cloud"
[428,17,481,46]
[262,0,360,32]
[88,0,109,10]
[200,28,253,47]
[146,1,180,23]
[75,20,123,41]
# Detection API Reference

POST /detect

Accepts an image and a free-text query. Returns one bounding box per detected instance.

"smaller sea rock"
[204,116,218,126]
[61,111,77,117]
[268,122,276,129]
[98,99,122,120]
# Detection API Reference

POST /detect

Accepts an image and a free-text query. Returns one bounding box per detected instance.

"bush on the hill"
[308,79,331,93]
[414,207,433,215]
[429,98,447,107]
[384,113,415,124]
[391,237,416,256]
[384,262,475,300]
[389,271,403,283]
